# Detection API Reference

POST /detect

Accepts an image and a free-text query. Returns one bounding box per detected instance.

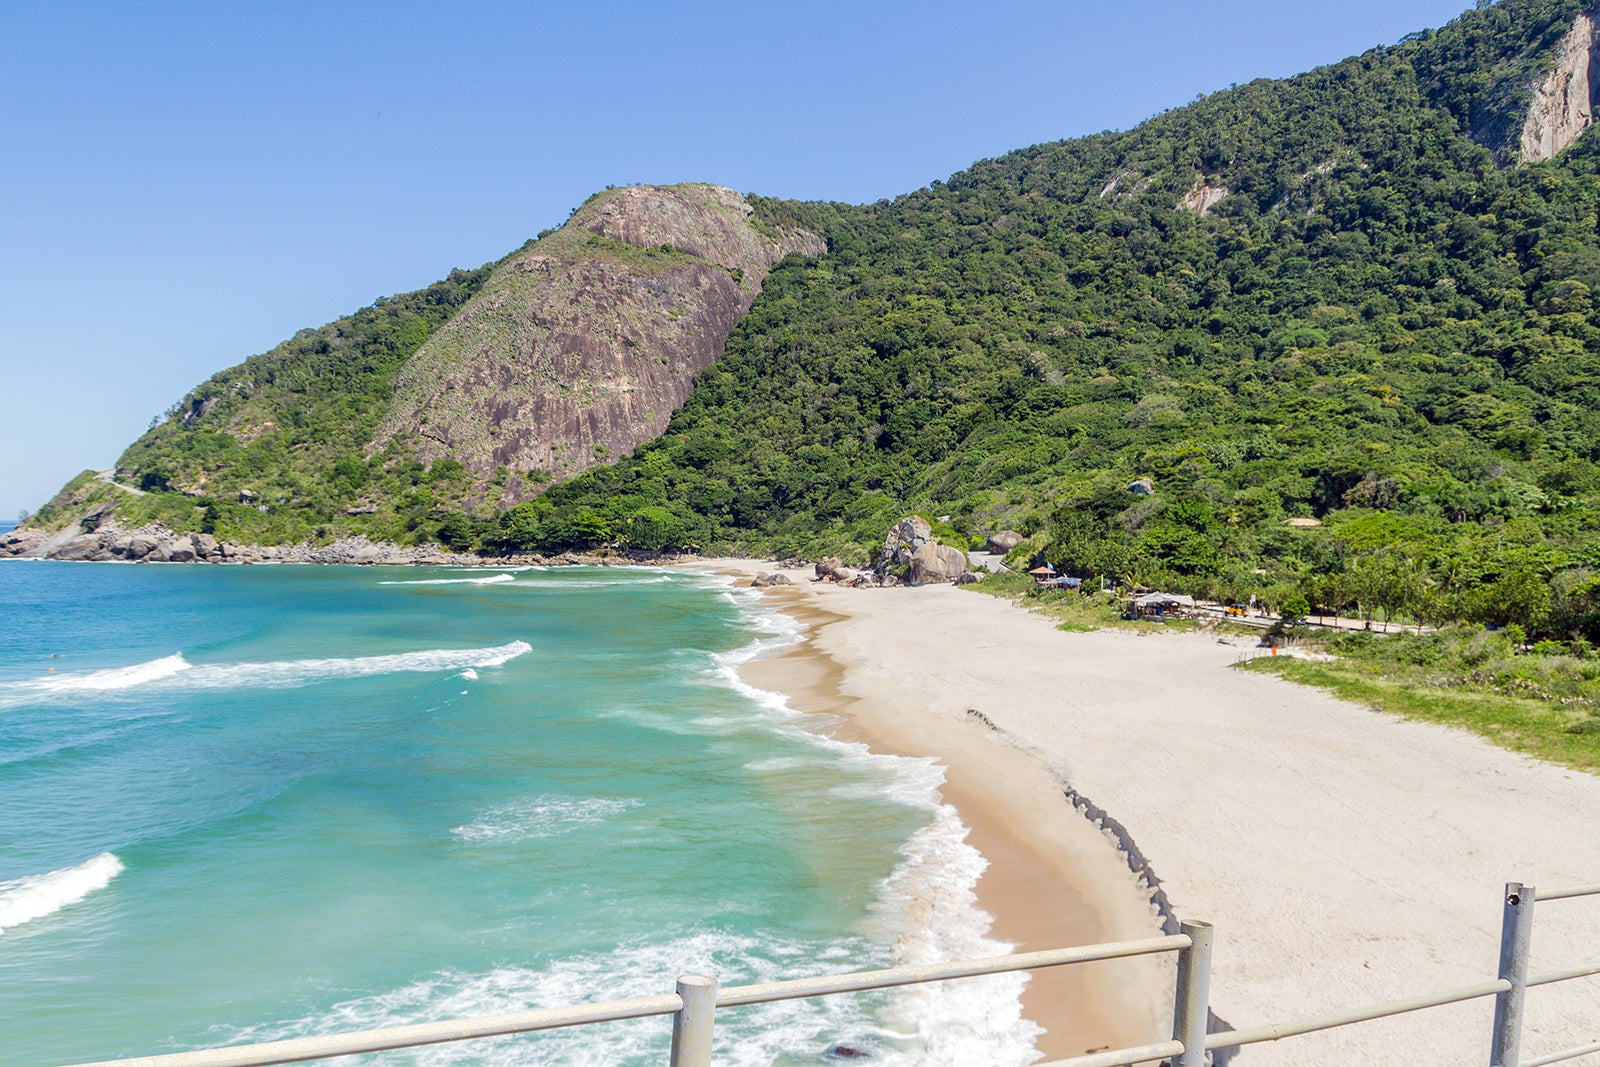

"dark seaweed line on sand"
[1063,784,1237,1064]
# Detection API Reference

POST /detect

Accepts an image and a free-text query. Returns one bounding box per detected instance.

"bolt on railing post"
[1169,920,1213,1067]
[669,974,717,1067]
[1490,882,1534,1067]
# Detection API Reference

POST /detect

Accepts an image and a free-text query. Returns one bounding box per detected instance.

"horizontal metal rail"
[59,935,1191,1067]
[1202,978,1510,1050]
[1529,959,1600,986]
[63,993,688,1067]
[44,880,1597,1067]
[716,935,1190,1007]
[1034,1039,1183,1067]
[1534,882,1600,901]
[1524,1040,1600,1067]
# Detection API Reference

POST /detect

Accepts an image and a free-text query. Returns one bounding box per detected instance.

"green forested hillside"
[32,0,1600,645]
[30,266,493,545]
[489,0,1600,642]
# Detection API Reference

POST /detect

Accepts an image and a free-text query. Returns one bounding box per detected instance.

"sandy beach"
[691,559,1600,1065]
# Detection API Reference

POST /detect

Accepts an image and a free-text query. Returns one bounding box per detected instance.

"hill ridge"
[16,0,1600,648]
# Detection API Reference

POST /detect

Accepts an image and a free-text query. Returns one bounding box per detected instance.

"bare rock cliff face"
[370,184,824,505]
[1520,12,1600,162]
[1179,177,1230,216]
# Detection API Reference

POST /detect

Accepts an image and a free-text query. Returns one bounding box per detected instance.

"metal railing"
[51,881,1599,1067]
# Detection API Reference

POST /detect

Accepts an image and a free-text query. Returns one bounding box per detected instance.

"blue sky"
[0,0,1472,517]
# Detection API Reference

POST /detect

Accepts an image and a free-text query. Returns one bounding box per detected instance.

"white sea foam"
[742,755,810,772]
[216,929,901,1067]
[699,590,1045,1065]
[872,807,1043,1064]
[510,574,678,590]
[450,796,641,843]
[20,653,193,692]
[0,853,124,935]
[0,643,531,704]
[457,669,479,681]
[378,574,516,586]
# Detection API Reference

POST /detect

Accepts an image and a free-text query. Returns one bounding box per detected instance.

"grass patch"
[973,572,1600,774]
[964,569,1157,632]
[1244,656,1600,774]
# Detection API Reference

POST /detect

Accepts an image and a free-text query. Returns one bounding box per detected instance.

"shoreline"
[690,558,1600,1066]
[712,564,1171,1061]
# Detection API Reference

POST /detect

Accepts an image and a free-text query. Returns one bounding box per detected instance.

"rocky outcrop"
[0,527,47,557]
[370,184,825,506]
[1520,13,1600,162]
[814,557,859,583]
[1179,177,1230,216]
[880,515,968,586]
[0,523,490,566]
[986,530,1024,554]
[881,515,934,570]
[909,541,969,585]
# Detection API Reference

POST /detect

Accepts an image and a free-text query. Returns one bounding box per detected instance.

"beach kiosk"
[1130,591,1196,620]
[1028,565,1057,587]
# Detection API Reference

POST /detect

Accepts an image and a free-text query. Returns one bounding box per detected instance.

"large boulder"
[908,542,968,586]
[110,532,160,560]
[882,515,933,569]
[53,534,110,561]
[986,530,1024,554]
[165,536,199,563]
[0,529,44,557]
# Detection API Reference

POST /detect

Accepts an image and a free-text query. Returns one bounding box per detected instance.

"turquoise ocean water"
[0,553,1039,1066]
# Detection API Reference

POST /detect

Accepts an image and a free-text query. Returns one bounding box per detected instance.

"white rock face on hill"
[1520,12,1600,162]
[1179,176,1230,216]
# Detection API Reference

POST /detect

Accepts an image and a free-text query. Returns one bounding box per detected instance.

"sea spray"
[0,853,124,934]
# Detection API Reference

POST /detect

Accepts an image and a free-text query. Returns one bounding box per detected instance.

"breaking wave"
[379,574,517,587]
[695,583,1044,1065]
[215,929,899,1067]
[0,643,531,705]
[510,574,678,590]
[0,853,124,935]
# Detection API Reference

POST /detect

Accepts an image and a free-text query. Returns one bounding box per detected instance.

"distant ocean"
[0,557,1038,1066]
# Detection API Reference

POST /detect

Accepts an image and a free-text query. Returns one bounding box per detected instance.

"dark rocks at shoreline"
[0,522,521,567]
[0,521,710,570]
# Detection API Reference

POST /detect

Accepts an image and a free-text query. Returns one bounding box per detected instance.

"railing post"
[669,974,717,1067]
[1491,882,1534,1067]
[1170,920,1213,1067]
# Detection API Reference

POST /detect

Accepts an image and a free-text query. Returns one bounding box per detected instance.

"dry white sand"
[690,560,1600,1066]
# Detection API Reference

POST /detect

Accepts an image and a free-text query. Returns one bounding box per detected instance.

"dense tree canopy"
[39,0,1600,645]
